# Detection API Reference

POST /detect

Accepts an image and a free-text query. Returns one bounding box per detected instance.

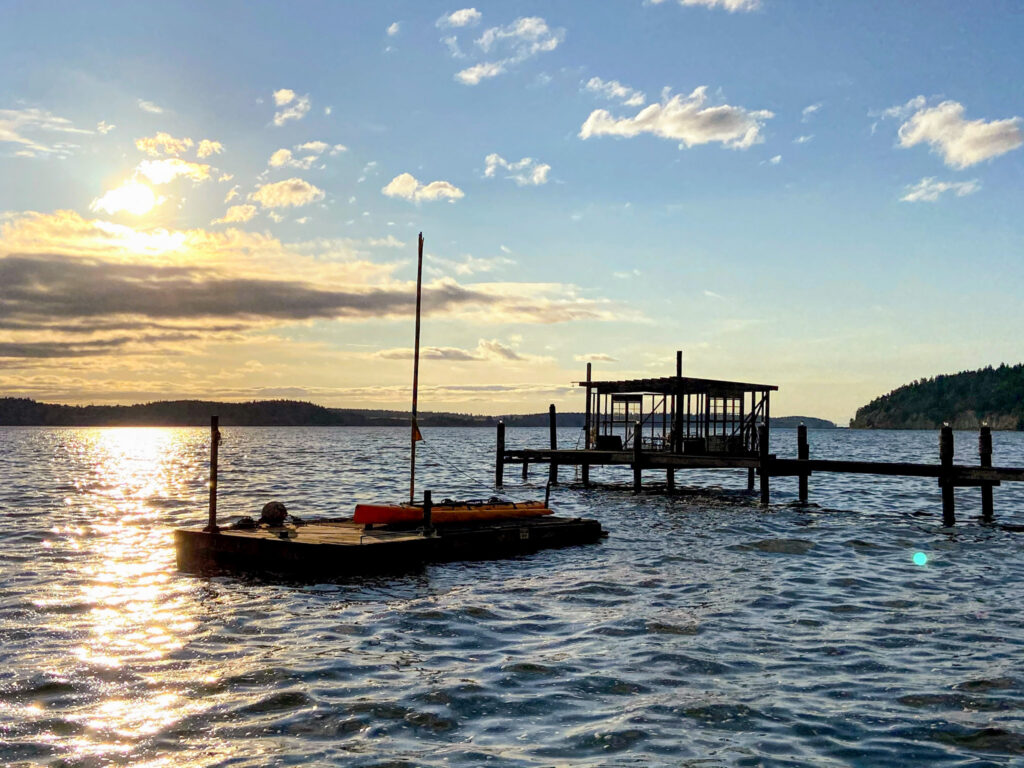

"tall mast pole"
[410,232,424,503]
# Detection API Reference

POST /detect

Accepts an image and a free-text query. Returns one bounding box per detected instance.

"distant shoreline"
[0,397,836,429]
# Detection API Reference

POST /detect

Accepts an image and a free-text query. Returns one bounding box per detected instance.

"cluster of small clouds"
[900,177,980,203]
[580,86,773,150]
[583,77,646,107]
[0,107,92,158]
[268,141,346,170]
[376,338,527,363]
[649,0,761,11]
[382,172,464,203]
[484,153,550,186]
[249,177,325,209]
[438,10,564,86]
[272,89,311,126]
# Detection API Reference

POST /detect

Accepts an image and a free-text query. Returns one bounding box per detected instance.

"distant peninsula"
[0,398,834,429]
[851,363,1024,430]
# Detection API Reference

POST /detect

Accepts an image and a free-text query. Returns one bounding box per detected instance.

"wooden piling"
[758,423,770,506]
[495,420,505,487]
[940,425,955,526]
[583,363,592,485]
[979,425,993,522]
[667,468,675,491]
[204,416,221,533]
[548,404,558,485]
[581,463,590,486]
[633,419,643,494]
[747,467,755,492]
[798,423,809,503]
[522,461,529,481]
[423,489,433,534]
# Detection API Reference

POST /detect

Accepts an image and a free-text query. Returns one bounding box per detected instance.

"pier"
[497,353,1024,526]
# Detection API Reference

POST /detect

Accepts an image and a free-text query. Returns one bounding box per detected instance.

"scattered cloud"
[0,107,92,158]
[296,140,329,154]
[89,181,162,215]
[137,99,164,114]
[96,121,115,134]
[196,139,223,158]
[212,204,258,224]
[900,177,980,203]
[484,153,550,185]
[249,178,325,208]
[649,0,761,11]
[382,172,464,202]
[136,158,212,184]
[574,353,617,362]
[579,86,773,149]
[767,154,781,165]
[387,21,400,36]
[377,338,526,362]
[801,103,822,121]
[224,185,240,203]
[794,134,814,144]
[272,90,311,126]
[894,98,1022,169]
[268,148,316,170]
[455,16,563,85]
[583,76,646,107]
[438,8,482,28]
[135,132,193,157]
[429,253,515,276]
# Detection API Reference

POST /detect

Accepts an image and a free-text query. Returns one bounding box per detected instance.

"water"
[2,426,1024,767]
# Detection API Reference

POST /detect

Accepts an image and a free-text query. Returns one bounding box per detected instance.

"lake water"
[2,426,1024,767]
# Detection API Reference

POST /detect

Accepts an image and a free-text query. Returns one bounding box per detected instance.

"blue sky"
[1,0,1022,422]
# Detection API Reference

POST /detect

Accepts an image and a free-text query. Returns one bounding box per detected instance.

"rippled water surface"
[2,426,1024,767]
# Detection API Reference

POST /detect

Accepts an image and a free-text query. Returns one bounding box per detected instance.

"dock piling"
[747,467,755,491]
[548,404,558,485]
[495,420,505,487]
[940,426,955,526]
[979,425,993,522]
[204,415,221,533]
[667,468,675,491]
[633,420,643,494]
[798,424,809,503]
[758,423,770,505]
[423,489,433,534]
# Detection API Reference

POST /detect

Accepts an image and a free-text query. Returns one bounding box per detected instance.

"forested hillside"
[850,364,1024,429]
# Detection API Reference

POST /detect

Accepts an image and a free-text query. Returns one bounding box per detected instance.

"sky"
[1,0,1022,423]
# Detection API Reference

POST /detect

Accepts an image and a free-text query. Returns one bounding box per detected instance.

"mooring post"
[798,423,809,504]
[667,468,675,491]
[633,420,643,494]
[522,460,529,481]
[423,489,433,535]
[548,404,558,485]
[758,423,770,506]
[940,425,955,526]
[204,415,221,533]
[747,467,755,491]
[582,362,592,486]
[979,425,993,522]
[495,420,505,487]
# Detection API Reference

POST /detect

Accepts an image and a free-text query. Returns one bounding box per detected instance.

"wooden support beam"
[584,362,592,450]
[798,423,809,503]
[747,467,755,491]
[582,463,590,486]
[667,468,675,491]
[633,420,642,494]
[758,423,770,506]
[495,420,505,487]
[940,425,955,526]
[548,404,558,485]
[980,425,993,522]
[204,415,221,533]
[522,460,529,481]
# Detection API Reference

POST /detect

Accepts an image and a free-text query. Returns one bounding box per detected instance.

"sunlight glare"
[90,181,159,216]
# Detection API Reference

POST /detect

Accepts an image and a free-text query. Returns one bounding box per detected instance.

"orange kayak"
[353,500,553,525]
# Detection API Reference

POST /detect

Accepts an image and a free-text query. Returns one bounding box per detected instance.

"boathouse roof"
[580,375,778,396]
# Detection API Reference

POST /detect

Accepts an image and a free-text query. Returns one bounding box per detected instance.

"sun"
[90,180,159,216]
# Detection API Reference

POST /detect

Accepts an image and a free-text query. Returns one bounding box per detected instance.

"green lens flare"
[913,552,927,566]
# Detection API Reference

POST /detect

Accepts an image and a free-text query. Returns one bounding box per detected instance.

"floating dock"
[498,352,1024,526]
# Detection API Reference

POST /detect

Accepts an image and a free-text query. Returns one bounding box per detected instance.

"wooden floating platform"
[175,516,605,579]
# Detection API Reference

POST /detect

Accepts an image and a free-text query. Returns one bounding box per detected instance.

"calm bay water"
[2,426,1024,767]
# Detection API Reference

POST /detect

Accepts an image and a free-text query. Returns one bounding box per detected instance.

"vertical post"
[979,425,993,522]
[940,425,955,526]
[583,363,592,486]
[548,404,558,485]
[409,232,424,503]
[522,460,529,481]
[495,420,505,487]
[798,423,809,503]
[205,415,221,533]
[633,420,643,494]
[747,467,755,491]
[676,350,682,378]
[758,422,770,506]
[423,489,433,535]
[667,468,675,491]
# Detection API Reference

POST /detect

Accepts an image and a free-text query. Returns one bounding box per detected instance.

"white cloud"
[484,153,550,185]
[137,99,164,114]
[900,177,980,203]
[387,21,401,36]
[330,143,347,155]
[273,91,311,126]
[574,353,617,363]
[896,99,1023,169]
[438,8,482,27]
[650,0,760,10]
[196,139,223,158]
[794,134,814,144]
[135,132,193,157]
[96,121,115,134]
[442,35,465,58]
[249,178,325,208]
[0,107,92,158]
[455,16,563,85]
[212,204,258,224]
[136,158,212,184]
[768,154,781,165]
[295,140,328,154]
[224,185,240,203]
[801,103,822,121]
[367,235,406,248]
[218,172,233,182]
[579,86,772,149]
[382,172,464,202]
[268,148,316,169]
[89,181,163,215]
[880,95,927,121]
[584,76,646,107]
[377,338,526,362]
[430,253,516,275]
